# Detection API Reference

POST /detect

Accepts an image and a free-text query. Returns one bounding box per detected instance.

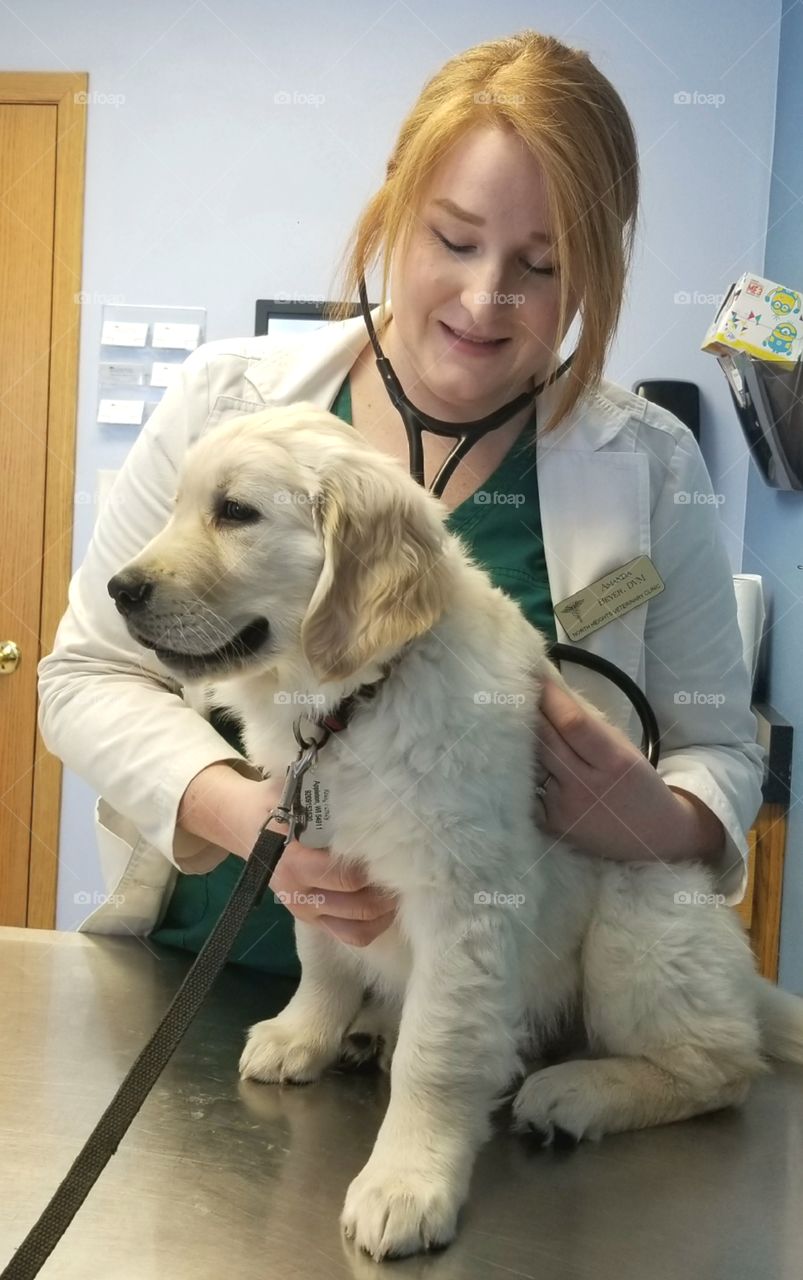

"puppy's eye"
[218,498,260,525]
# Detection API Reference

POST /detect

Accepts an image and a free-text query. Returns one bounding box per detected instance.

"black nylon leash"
[0,672,400,1280]
[0,770,311,1278]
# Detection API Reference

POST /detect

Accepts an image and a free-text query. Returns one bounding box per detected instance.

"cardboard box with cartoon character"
[702,272,802,367]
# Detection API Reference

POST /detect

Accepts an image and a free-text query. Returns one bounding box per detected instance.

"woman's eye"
[220,498,260,524]
[433,229,554,276]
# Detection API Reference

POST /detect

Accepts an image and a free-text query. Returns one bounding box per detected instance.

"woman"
[37,30,764,979]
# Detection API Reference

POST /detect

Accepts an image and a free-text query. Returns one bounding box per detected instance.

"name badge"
[553,554,665,641]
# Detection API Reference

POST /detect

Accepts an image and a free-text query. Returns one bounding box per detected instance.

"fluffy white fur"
[115,402,803,1261]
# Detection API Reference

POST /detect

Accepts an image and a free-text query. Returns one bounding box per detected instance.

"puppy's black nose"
[107,571,154,616]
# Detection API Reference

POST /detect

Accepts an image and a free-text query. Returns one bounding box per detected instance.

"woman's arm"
[535,423,765,900]
[37,344,265,874]
[641,424,766,899]
[535,674,733,867]
[666,786,726,863]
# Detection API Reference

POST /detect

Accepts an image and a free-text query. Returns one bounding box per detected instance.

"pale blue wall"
[748,0,803,990]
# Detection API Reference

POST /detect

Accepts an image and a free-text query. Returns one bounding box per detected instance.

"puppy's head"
[107,402,454,685]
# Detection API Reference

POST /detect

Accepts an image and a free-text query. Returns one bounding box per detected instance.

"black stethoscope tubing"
[358,276,576,499]
[357,277,661,767]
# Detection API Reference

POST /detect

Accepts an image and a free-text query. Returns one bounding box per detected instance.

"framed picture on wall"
[254,298,372,337]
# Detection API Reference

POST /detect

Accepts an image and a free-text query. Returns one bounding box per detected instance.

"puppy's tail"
[755,974,803,1063]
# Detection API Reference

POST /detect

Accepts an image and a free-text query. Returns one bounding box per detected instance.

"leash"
[0,826,288,1280]
[0,707,353,1280]
[1,646,659,1277]
[1,658,395,1279]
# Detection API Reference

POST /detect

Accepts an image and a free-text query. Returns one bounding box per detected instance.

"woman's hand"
[535,676,725,866]
[270,840,400,947]
[237,776,399,947]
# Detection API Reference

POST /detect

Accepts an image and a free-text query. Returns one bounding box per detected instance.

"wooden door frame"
[2,72,88,927]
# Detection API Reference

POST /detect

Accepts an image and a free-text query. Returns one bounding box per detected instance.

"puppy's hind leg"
[512,1050,759,1147]
[512,864,769,1145]
[339,987,401,1075]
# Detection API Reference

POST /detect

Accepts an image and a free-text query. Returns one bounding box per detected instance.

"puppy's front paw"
[239,1016,340,1084]
[340,1157,461,1260]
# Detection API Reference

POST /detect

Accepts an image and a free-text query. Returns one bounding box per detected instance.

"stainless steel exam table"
[1,926,802,1279]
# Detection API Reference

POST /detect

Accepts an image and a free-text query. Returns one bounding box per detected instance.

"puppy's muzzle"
[107,569,155,618]
[107,568,270,675]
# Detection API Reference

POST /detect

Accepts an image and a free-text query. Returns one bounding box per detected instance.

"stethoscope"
[357,277,661,768]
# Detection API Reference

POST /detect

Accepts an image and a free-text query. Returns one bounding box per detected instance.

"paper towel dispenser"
[631,379,700,442]
[718,352,803,490]
[732,573,766,693]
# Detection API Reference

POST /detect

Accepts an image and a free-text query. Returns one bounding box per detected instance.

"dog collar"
[293,644,412,747]
[319,676,385,733]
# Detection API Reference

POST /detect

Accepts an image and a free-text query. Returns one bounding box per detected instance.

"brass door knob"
[0,640,21,673]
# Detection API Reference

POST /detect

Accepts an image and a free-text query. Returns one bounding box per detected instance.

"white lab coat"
[37,302,766,935]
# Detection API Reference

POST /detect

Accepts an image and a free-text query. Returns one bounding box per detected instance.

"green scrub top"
[150,374,557,976]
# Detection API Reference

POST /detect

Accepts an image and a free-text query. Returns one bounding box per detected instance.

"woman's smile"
[437,318,510,357]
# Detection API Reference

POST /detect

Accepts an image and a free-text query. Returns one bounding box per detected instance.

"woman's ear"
[300,461,452,683]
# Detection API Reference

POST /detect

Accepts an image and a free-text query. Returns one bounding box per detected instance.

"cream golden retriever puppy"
[110,403,803,1261]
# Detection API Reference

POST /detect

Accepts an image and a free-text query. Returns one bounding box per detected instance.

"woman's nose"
[458,259,515,326]
[458,288,506,335]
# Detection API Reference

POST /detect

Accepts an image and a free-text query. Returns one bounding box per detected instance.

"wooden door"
[0,73,86,926]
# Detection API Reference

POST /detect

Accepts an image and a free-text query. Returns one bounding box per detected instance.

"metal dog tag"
[296,763,336,848]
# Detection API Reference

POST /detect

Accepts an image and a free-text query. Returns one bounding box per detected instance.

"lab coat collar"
[242,301,633,455]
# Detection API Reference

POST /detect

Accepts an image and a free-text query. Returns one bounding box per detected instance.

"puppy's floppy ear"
[301,459,452,683]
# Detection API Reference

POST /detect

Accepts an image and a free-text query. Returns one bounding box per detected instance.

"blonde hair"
[325,29,639,436]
